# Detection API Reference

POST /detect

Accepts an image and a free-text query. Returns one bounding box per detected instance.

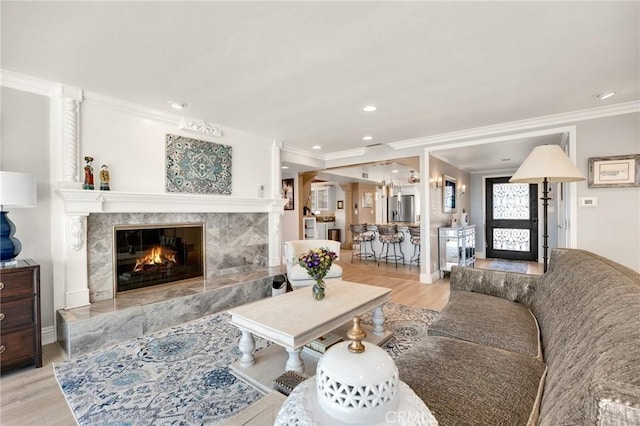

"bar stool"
[377,224,404,268]
[407,226,420,269]
[349,223,376,263]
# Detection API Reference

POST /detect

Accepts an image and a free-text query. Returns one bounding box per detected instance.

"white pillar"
[51,86,91,309]
[272,140,283,198]
[269,140,284,267]
[63,214,90,308]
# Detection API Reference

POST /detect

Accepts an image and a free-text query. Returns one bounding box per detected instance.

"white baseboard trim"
[42,326,56,345]
[420,271,442,283]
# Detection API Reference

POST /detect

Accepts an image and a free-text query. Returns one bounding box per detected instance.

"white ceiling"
[2,2,638,171]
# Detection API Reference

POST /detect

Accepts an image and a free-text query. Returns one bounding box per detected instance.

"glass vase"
[312,279,326,301]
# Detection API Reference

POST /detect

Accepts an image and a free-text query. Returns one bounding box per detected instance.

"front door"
[485,177,538,261]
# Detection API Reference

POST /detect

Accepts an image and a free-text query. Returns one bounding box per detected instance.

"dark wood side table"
[0,259,42,373]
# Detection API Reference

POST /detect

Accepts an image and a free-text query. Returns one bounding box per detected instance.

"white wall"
[575,113,640,270]
[80,97,273,196]
[0,87,54,331]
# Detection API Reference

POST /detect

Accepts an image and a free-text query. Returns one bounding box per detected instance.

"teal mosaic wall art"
[166,134,232,194]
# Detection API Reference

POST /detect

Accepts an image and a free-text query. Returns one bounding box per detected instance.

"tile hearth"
[57,266,285,358]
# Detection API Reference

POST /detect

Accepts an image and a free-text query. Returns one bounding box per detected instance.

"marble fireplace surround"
[55,189,287,356]
[56,188,287,308]
[88,212,269,302]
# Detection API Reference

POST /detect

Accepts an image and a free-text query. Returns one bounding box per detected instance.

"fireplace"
[113,223,205,293]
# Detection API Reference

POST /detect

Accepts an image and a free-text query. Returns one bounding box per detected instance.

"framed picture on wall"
[282,178,294,210]
[588,154,640,188]
[442,174,457,213]
[363,192,373,208]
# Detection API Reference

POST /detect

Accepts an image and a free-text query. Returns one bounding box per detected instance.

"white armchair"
[284,240,343,289]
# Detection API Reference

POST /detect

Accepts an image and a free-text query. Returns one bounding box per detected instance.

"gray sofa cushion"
[530,250,640,425]
[428,291,541,359]
[450,265,540,307]
[395,336,547,426]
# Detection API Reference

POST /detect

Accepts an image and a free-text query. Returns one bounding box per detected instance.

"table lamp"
[510,145,585,272]
[0,171,37,266]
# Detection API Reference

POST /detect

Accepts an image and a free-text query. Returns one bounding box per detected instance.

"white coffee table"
[228,280,392,393]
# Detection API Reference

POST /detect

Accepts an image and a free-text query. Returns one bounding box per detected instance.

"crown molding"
[470,167,518,176]
[0,69,61,97]
[389,101,640,150]
[324,147,368,160]
[82,90,181,124]
[281,145,326,161]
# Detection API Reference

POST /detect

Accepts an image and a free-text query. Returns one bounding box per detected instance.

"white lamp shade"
[510,145,585,184]
[0,171,37,208]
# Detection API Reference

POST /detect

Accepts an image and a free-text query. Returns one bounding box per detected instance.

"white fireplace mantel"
[55,188,287,310]
[56,188,288,214]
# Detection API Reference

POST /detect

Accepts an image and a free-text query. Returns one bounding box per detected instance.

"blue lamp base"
[0,211,22,266]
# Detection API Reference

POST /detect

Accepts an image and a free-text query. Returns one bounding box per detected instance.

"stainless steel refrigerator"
[388,195,415,223]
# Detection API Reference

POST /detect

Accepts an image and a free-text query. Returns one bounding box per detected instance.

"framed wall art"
[588,154,640,188]
[165,134,232,194]
[363,192,373,208]
[443,174,457,213]
[282,178,294,210]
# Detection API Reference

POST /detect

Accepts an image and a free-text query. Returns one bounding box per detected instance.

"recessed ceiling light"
[392,169,399,173]
[281,166,289,170]
[167,100,187,110]
[596,90,617,100]
[312,145,322,150]
[362,105,377,112]
[362,135,373,141]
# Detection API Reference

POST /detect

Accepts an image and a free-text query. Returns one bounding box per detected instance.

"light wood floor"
[0,255,542,425]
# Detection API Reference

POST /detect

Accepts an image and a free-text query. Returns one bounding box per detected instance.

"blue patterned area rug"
[54,302,438,425]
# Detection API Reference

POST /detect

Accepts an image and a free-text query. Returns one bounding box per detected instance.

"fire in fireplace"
[113,223,205,293]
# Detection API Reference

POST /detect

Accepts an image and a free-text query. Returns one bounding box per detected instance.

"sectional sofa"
[395,249,640,425]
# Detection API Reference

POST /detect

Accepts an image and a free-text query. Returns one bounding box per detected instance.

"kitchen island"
[357,223,419,266]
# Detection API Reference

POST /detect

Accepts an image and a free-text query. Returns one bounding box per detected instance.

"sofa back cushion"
[531,249,640,425]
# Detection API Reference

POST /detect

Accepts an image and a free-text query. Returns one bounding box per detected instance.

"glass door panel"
[486,177,538,261]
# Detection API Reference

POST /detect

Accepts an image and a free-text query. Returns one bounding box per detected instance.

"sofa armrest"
[450,266,541,306]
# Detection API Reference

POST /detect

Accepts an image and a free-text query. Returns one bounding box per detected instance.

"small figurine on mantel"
[100,164,110,191]
[83,156,94,190]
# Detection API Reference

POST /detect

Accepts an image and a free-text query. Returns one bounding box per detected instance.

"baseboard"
[419,271,441,284]
[42,325,56,345]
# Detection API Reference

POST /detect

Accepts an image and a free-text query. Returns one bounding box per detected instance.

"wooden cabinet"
[0,260,41,373]
[438,225,476,275]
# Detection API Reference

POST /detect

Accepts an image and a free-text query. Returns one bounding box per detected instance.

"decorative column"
[272,140,283,198]
[59,86,83,188]
[51,85,91,309]
[269,140,284,267]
